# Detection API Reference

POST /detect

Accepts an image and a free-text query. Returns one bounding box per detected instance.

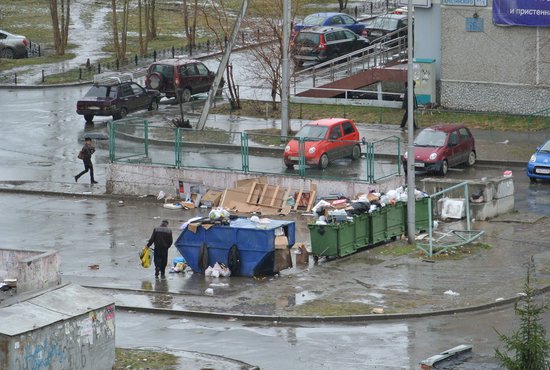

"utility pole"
[406,0,416,243]
[280,0,291,140]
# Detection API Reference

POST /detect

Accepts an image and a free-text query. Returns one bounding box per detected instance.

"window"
[459,128,470,141]
[342,30,356,40]
[341,15,355,25]
[333,30,347,41]
[329,126,342,140]
[196,63,210,76]
[342,121,355,135]
[181,64,198,76]
[330,16,344,25]
[131,83,143,95]
[324,32,336,42]
[449,131,458,146]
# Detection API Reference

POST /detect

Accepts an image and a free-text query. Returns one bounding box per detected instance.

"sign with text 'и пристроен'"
[493,0,550,27]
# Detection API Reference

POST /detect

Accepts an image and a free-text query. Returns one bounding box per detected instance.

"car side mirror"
[536,146,540,151]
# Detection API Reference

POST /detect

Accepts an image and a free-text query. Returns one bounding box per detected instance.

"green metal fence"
[108,119,402,183]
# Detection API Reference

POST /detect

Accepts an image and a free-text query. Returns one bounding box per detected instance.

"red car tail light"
[318,34,327,50]
[361,29,369,36]
[22,38,29,47]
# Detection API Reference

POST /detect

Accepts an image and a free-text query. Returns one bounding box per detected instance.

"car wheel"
[148,72,163,90]
[148,99,159,111]
[318,153,329,169]
[529,177,537,184]
[439,159,448,176]
[84,114,94,123]
[180,88,192,103]
[466,151,476,166]
[285,161,294,169]
[0,48,15,59]
[119,107,128,119]
[351,145,361,160]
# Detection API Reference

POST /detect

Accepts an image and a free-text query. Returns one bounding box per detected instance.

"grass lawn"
[114,348,178,370]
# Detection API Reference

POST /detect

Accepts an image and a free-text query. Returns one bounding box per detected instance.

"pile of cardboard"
[217,177,317,216]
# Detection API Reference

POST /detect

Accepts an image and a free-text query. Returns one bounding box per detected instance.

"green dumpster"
[403,197,431,233]
[386,202,405,239]
[353,214,370,251]
[308,221,356,257]
[370,207,387,245]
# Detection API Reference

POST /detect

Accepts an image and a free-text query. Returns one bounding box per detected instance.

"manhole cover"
[27,161,55,167]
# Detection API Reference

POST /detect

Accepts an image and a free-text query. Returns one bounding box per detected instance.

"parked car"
[292,26,370,65]
[0,29,29,59]
[402,124,476,175]
[145,58,222,101]
[363,14,408,44]
[76,74,160,122]
[292,13,368,38]
[527,139,550,182]
[284,118,361,169]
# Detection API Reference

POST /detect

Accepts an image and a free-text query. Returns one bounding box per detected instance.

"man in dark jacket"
[400,81,418,130]
[146,220,173,278]
[75,137,98,184]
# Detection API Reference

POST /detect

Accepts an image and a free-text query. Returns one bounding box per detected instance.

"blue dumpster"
[175,218,295,277]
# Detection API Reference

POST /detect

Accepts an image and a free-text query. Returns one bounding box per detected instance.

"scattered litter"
[180,319,190,323]
[503,170,513,177]
[157,190,166,200]
[163,203,183,210]
[204,262,231,278]
[371,307,384,314]
[226,317,237,322]
[204,288,214,296]
[444,290,460,296]
[210,283,229,287]
[82,192,92,195]
[118,200,124,207]
[495,297,504,302]
[88,264,99,270]
[517,292,527,297]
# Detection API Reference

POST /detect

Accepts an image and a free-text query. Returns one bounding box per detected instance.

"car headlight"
[530,154,536,162]
[308,147,316,154]
[403,151,408,159]
[429,152,437,160]
[285,145,290,152]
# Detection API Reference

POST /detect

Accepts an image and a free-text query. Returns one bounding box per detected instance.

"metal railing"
[108,119,402,184]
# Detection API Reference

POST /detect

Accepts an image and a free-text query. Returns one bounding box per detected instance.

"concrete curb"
[91,284,550,323]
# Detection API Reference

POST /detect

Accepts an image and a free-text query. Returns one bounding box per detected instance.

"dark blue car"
[293,13,367,38]
[527,140,550,182]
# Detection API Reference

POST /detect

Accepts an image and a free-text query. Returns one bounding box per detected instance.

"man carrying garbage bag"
[145,220,173,279]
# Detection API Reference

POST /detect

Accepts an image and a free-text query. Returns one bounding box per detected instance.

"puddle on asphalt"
[280,290,323,307]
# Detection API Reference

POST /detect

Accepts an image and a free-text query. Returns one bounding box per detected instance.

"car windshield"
[369,17,399,30]
[85,86,117,98]
[295,32,320,46]
[295,125,328,141]
[414,129,447,147]
[303,14,326,26]
[540,141,550,153]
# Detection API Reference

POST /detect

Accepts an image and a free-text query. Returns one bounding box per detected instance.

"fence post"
[41,70,45,83]
[397,136,402,176]
[370,3,373,15]
[79,68,82,80]
[298,137,306,177]
[175,127,181,168]
[116,59,119,70]
[14,73,17,85]
[207,40,210,52]
[109,121,115,162]
[354,6,358,18]
[241,132,249,173]
[97,63,101,74]
[172,46,175,58]
[144,120,149,159]
[153,50,157,62]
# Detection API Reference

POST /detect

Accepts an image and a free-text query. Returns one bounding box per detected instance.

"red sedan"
[284,118,361,169]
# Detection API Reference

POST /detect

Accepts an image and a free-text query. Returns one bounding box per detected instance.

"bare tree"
[182,0,199,52]
[48,0,71,55]
[338,0,348,12]
[111,0,130,62]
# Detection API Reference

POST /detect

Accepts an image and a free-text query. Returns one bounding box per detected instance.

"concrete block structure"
[0,284,115,370]
[421,175,514,220]
[0,247,60,293]
[414,0,550,114]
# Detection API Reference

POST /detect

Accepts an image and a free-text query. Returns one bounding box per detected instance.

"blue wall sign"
[493,0,550,27]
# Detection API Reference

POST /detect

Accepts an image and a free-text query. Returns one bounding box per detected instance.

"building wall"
[1,304,115,370]
[0,248,60,293]
[438,0,550,113]
[106,163,404,199]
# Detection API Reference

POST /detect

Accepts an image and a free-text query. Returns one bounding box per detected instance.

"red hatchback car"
[284,118,361,169]
[402,124,476,175]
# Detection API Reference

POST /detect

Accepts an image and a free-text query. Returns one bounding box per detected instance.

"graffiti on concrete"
[23,338,66,370]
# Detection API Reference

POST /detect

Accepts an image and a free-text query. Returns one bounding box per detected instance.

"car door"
[130,83,150,110]
[341,120,358,156]
[195,62,213,94]
[180,63,199,92]
[457,127,473,164]
[341,14,361,34]
[327,124,344,159]
[118,83,135,111]
[446,130,461,166]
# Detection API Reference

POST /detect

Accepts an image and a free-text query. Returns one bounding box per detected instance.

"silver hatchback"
[0,29,29,59]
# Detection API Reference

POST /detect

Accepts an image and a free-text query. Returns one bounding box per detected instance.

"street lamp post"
[406,0,416,243]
